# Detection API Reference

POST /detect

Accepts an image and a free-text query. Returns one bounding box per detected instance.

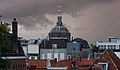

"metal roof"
[50,25,70,33]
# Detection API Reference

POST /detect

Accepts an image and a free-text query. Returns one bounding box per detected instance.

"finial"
[58,0,62,16]
[56,0,63,26]
[58,4,61,16]
[13,18,16,21]
[57,0,62,21]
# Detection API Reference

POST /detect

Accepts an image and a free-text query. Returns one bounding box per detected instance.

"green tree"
[0,23,11,69]
[90,44,96,50]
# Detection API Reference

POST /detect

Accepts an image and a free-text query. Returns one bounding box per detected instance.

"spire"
[58,4,61,16]
[57,0,63,26]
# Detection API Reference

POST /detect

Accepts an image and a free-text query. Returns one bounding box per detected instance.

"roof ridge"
[106,50,118,70]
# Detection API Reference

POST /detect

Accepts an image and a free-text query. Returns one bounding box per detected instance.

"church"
[20,4,90,61]
[39,6,90,61]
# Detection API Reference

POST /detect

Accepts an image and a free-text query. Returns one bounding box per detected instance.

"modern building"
[96,37,120,51]
[92,37,120,58]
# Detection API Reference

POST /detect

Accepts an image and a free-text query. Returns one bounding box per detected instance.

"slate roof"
[73,38,90,49]
[2,34,25,56]
[50,25,70,33]
[45,39,68,49]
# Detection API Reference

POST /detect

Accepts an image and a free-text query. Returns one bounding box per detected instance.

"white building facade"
[40,49,67,61]
[96,37,120,51]
[20,39,43,60]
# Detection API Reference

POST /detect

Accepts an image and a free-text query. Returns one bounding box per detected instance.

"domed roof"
[50,25,70,33]
[49,16,70,33]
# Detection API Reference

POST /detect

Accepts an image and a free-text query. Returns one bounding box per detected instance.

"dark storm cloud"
[1,0,120,44]
[0,0,119,29]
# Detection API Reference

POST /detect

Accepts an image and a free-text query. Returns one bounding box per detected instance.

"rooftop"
[92,50,120,70]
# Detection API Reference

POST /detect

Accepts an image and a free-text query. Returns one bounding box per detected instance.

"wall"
[40,49,67,61]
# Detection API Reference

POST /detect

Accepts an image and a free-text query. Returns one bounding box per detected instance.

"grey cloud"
[0,0,119,28]
[1,0,120,43]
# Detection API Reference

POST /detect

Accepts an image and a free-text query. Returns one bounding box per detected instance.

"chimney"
[12,18,18,53]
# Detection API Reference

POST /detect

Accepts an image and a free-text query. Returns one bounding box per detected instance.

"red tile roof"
[27,58,101,70]
[93,50,120,70]
[28,60,47,69]
[54,58,95,70]
[54,60,72,70]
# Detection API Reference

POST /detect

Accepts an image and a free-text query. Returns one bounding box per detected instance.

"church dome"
[50,16,70,33]
[50,25,70,33]
[49,16,71,41]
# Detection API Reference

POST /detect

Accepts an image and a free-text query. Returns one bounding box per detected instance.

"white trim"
[98,62,108,70]
[47,67,67,69]
[1,56,27,60]
[106,51,118,69]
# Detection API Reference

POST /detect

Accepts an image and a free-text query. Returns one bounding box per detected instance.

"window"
[112,46,115,49]
[60,53,64,60]
[108,45,110,49]
[31,56,36,60]
[98,62,108,70]
[67,55,71,60]
[47,53,52,59]
[116,45,119,49]
[54,53,58,61]
[99,45,102,49]
[52,44,57,49]
[101,45,103,49]
[18,64,19,69]
[114,45,116,49]
[20,64,22,68]
[110,45,113,49]
[16,64,17,69]
[42,54,45,59]
[103,45,106,49]
[13,65,14,69]
[98,45,100,47]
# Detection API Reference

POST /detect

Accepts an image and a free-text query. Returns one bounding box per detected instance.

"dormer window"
[52,44,57,49]
[98,62,108,70]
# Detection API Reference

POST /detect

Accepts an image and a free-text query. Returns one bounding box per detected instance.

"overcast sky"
[1,0,120,44]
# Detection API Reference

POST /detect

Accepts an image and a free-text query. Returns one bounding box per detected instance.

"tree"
[0,23,11,69]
